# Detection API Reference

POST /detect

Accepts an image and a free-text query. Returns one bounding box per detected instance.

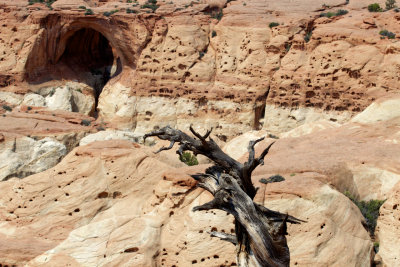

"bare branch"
[146,126,302,267]
[191,174,219,194]
[247,136,265,165]
[245,141,275,175]
[203,128,213,139]
[189,125,213,147]
[257,141,275,166]
[208,231,237,245]
[193,198,221,212]
[155,140,175,154]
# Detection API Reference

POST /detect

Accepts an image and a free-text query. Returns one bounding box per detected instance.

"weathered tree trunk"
[144,126,303,267]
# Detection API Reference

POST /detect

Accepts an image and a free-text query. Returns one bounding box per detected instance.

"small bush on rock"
[344,191,385,234]
[385,0,397,10]
[179,151,199,166]
[269,22,280,28]
[81,119,91,126]
[2,105,12,111]
[85,9,94,15]
[380,29,396,39]
[368,3,383,12]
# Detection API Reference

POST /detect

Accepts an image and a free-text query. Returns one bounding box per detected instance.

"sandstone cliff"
[0,0,400,266]
[0,0,399,137]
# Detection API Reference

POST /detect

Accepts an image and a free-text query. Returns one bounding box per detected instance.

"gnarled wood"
[144,126,304,267]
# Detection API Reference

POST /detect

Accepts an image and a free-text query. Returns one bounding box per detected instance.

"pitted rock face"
[0,0,399,137]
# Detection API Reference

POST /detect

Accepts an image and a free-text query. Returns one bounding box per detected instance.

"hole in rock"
[59,28,121,110]
[25,27,122,115]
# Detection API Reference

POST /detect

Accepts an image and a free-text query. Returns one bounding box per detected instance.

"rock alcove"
[25,26,122,114]
[59,28,121,104]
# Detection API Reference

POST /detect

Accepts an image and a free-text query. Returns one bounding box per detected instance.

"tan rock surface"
[375,181,400,267]
[0,140,374,266]
[254,174,373,266]
[0,0,399,137]
[236,116,400,201]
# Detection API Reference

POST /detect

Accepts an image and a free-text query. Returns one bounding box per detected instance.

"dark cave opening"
[58,28,121,110]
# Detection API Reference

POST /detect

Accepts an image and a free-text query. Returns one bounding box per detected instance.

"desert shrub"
[81,119,91,126]
[268,133,279,139]
[103,10,118,16]
[28,0,44,5]
[126,8,137,13]
[85,9,94,15]
[304,31,312,43]
[368,3,383,12]
[344,191,385,234]
[141,0,159,12]
[320,9,348,17]
[269,22,279,28]
[374,242,380,253]
[336,9,349,15]
[379,29,396,39]
[209,9,223,20]
[2,105,12,111]
[285,43,292,52]
[259,175,285,184]
[386,0,397,9]
[179,151,199,166]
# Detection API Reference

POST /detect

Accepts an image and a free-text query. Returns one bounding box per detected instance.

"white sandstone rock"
[0,137,67,180]
[79,129,143,146]
[22,93,46,107]
[45,87,73,111]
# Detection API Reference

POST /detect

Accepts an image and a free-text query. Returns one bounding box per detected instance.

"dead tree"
[144,126,303,267]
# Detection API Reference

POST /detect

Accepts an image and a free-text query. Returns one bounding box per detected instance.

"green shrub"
[179,151,199,166]
[336,9,348,15]
[268,133,279,139]
[85,9,94,15]
[386,0,397,9]
[379,29,396,39]
[210,10,223,20]
[141,0,159,12]
[320,9,348,17]
[374,242,380,253]
[344,191,385,234]
[368,3,383,12]
[81,119,91,126]
[103,10,118,16]
[28,0,45,5]
[304,31,312,43]
[2,105,12,111]
[259,175,285,184]
[269,22,279,28]
[285,43,291,53]
[126,8,137,13]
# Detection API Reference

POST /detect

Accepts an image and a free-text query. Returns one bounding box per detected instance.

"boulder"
[22,93,46,107]
[45,87,73,112]
[0,136,66,180]
[375,181,400,267]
